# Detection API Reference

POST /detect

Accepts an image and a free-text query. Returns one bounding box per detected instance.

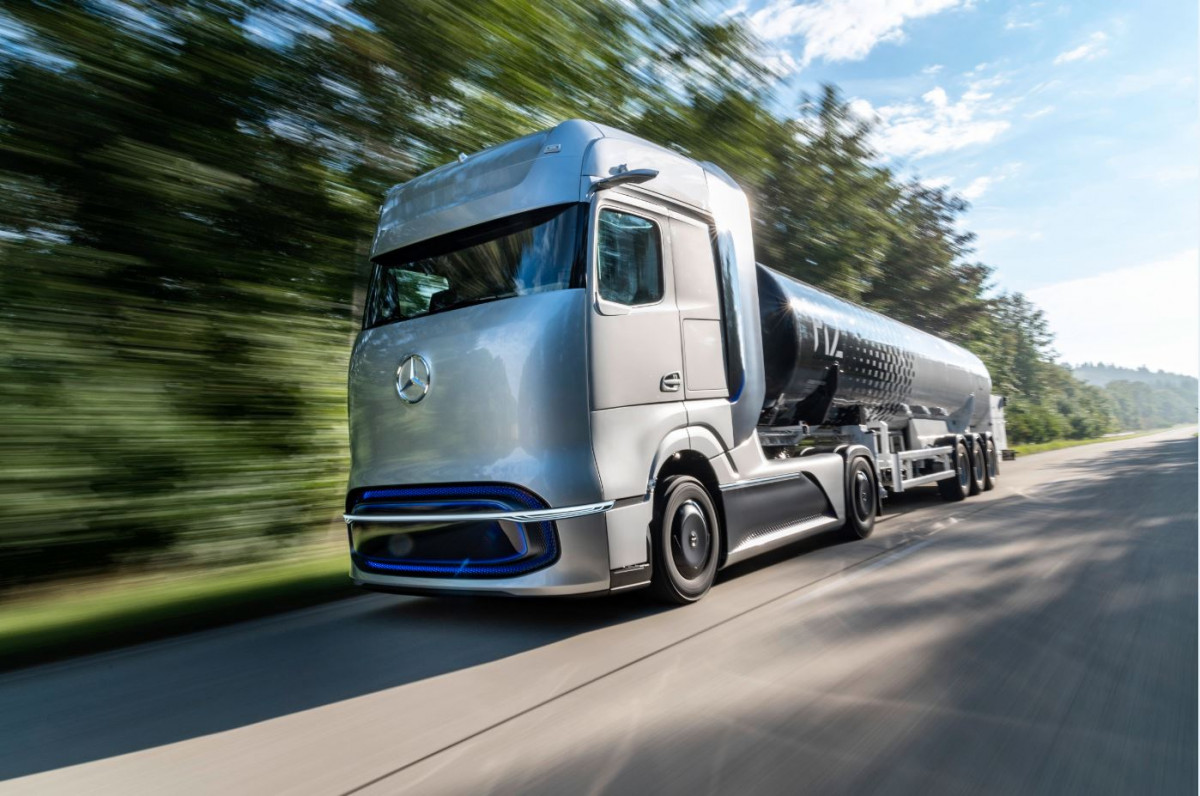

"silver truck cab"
[348,119,825,600]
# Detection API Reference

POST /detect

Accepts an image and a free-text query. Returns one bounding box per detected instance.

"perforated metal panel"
[757,265,991,428]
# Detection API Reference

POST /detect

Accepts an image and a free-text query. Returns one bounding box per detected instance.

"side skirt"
[719,472,838,567]
[721,513,842,567]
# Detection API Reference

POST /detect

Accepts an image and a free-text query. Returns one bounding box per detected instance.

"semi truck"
[344,120,1004,603]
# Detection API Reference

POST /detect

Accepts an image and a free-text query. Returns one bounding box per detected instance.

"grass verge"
[0,551,356,672]
[1012,428,1175,456]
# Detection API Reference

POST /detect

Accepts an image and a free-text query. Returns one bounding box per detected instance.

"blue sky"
[725,0,1198,375]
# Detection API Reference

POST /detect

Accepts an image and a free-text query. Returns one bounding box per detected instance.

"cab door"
[588,194,683,411]
[669,212,728,401]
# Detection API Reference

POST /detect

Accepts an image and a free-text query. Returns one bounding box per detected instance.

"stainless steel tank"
[756,265,991,429]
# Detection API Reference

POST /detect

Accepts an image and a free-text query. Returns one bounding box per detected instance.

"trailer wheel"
[967,436,985,496]
[938,441,971,502]
[983,437,998,491]
[649,476,721,604]
[841,457,877,540]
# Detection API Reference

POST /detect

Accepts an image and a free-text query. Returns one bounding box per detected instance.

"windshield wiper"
[426,293,516,317]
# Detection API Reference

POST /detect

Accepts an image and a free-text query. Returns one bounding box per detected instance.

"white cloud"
[748,0,966,65]
[1003,1,1044,30]
[922,64,944,75]
[951,162,1021,200]
[920,174,954,189]
[1053,31,1108,65]
[960,176,994,200]
[1024,105,1055,120]
[1027,249,1200,376]
[852,81,1013,159]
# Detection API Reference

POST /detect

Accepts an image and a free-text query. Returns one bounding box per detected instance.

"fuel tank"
[756,265,991,429]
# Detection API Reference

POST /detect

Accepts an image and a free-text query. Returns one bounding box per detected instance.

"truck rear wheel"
[983,437,998,491]
[967,436,985,496]
[650,475,720,604]
[938,441,971,502]
[841,456,877,540]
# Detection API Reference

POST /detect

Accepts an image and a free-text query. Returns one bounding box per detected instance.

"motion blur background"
[0,1,1195,592]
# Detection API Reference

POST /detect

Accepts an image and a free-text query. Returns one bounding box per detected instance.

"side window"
[597,209,662,305]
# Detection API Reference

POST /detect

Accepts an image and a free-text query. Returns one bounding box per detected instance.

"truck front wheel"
[650,475,721,604]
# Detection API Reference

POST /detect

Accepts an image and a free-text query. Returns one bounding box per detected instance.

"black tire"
[841,456,878,540]
[982,436,998,491]
[938,440,971,502]
[649,475,721,604]
[967,436,985,496]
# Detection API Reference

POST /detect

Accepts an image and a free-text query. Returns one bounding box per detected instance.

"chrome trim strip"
[343,500,615,525]
[718,472,802,492]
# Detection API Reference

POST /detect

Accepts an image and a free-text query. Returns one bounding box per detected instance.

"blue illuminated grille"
[346,484,559,578]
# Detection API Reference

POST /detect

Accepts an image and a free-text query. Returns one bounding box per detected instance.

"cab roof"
[371,119,717,258]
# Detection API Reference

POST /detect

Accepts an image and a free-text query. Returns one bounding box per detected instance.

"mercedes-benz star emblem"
[395,354,431,404]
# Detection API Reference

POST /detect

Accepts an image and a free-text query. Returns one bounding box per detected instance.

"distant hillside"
[1071,363,1197,431]
[1072,363,1197,391]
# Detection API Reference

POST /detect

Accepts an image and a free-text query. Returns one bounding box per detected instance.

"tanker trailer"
[755,264,1001,501]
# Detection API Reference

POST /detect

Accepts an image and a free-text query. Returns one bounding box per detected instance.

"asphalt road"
[2,428,1196,795]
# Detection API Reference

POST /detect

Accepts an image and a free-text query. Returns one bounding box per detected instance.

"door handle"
[660,371,682,392]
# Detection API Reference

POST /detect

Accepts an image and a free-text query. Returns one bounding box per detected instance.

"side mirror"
[588,167,659,195]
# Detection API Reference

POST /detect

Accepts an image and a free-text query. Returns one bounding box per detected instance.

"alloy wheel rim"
[671,499,711,579]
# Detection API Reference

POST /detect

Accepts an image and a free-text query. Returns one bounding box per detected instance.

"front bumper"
[344,487,615,596]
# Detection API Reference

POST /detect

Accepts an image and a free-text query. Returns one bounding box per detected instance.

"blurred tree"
[0,0,366,581]
[1104,379,1195,431]
[864,182,992,348]
[752,87,897,302]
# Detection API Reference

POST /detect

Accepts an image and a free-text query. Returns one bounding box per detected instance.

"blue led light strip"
[349,484,559,578]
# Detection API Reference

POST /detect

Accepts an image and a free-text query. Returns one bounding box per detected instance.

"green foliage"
[1073,362,1198,391]
[751,87,900,302]
[1072,364,1197,431]
[0,0,1119,585]
[1102,379,1197,431]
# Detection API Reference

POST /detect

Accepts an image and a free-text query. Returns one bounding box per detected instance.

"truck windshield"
[364,203,586,329]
